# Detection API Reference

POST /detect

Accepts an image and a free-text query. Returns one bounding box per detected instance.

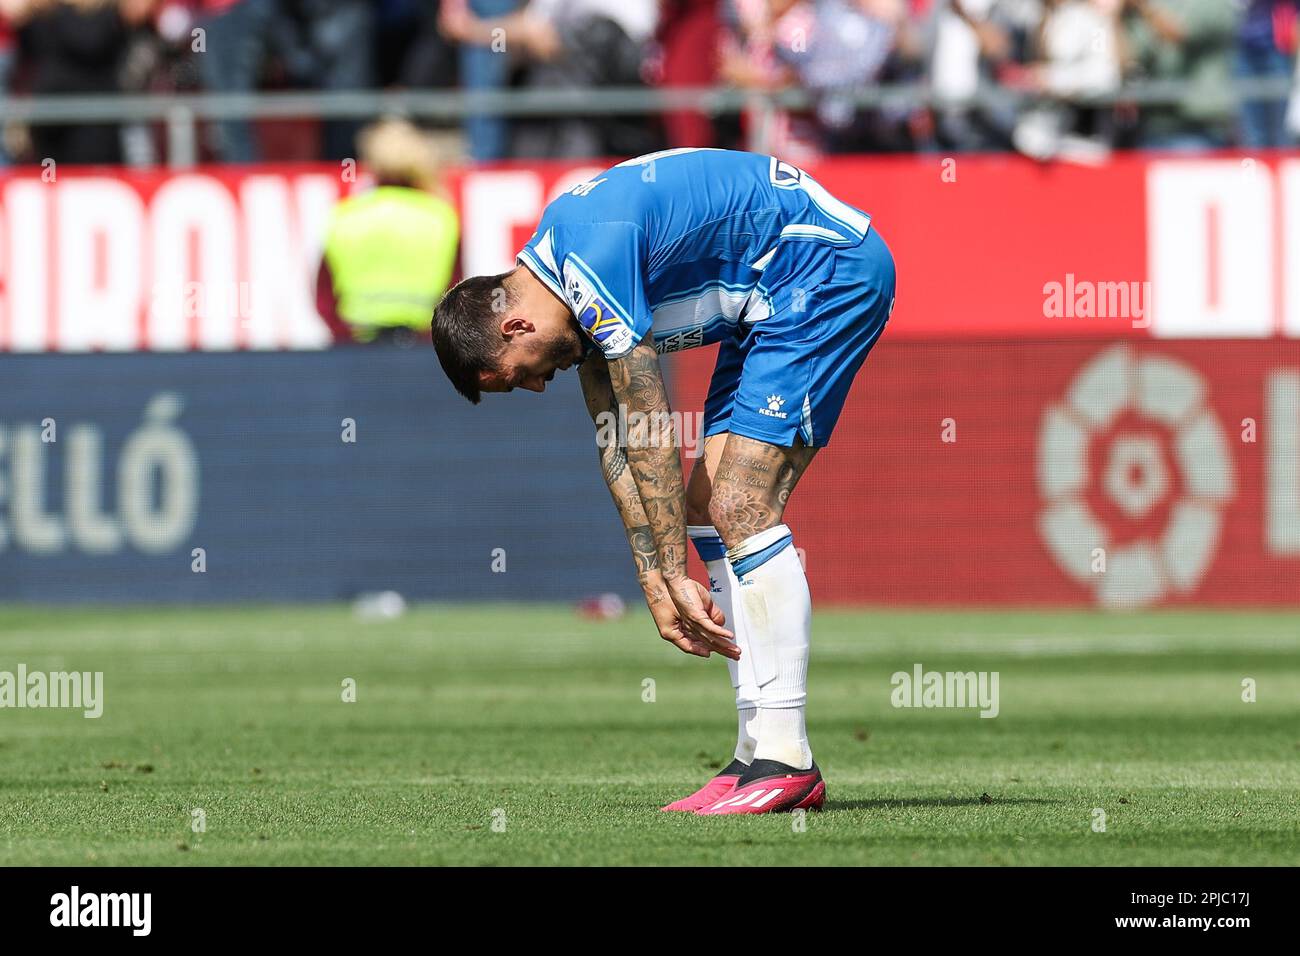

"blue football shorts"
[702,226,896,448]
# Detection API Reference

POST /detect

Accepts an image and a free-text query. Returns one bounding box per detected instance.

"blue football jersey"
[516,148,872,360]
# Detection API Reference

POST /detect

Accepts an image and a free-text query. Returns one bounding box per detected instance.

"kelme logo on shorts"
[759,394,788,419]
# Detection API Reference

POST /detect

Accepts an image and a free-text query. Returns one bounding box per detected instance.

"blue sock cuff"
[691,535,727,563]
[729,530,793,578]
[687,525,727,563]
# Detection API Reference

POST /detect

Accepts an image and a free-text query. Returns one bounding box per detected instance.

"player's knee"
[707,495,737,542]
[708,493,770,546]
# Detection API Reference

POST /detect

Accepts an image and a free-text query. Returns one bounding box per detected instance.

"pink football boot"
[695,760,825,815]
[660,759,747,812]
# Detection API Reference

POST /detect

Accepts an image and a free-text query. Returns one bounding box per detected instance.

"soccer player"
[431,148,895,815]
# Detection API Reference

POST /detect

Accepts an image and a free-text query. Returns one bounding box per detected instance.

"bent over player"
[431,148,895,815]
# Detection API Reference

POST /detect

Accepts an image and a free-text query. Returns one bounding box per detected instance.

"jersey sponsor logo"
[569,178,607,197]
[579,299,636,355]
[585,301,623,338]
[655,326,705,354]
[563,259,637,356]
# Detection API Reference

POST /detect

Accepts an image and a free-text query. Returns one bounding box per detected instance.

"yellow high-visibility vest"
[323,186,459,340]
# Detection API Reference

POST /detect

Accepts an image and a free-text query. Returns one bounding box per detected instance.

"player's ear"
[500,315,534,337]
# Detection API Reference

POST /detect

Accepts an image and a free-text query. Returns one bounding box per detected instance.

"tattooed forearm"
[608,342,689,581]
[609,341,669,411]
[601,443,628,485]
[581,353,669,602]
[627,524,659,577]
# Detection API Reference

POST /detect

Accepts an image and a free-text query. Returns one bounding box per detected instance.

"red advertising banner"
[676,339,1300,608]
[2,152,1299,351]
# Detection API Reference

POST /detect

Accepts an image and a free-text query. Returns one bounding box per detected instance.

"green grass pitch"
[1,604,1297,866]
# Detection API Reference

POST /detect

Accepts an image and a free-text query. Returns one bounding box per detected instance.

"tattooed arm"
[578,355,665,598]
[604,343,736,654]
[579,352,733,658]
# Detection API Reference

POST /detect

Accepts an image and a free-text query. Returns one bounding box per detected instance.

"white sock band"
[726,524,812,769]
[689,525,760,750]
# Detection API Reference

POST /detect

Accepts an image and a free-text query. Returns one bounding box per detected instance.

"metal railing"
[3,76,1295,167]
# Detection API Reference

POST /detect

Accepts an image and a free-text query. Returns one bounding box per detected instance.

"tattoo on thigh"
[776,461,799,505]
[709,484,776,540]
[731,455,773,474]
[710,438,816,541]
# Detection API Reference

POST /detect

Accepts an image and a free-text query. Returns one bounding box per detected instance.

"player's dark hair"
[431,271,516,404]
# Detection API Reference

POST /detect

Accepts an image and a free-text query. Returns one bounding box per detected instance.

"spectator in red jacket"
[656,0,721,149]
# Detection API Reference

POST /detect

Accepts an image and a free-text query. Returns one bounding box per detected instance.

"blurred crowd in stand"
[1,0,1298,166]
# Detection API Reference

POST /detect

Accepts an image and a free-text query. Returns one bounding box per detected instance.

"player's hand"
[646,587,712,658]
[667,577,739,660]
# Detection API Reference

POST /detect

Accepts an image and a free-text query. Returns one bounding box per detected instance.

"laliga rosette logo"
[1037,345,1236,608]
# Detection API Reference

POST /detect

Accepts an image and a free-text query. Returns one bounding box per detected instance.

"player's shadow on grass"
[828,796,1064,811]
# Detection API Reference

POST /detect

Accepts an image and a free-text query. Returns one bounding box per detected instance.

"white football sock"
[689,525,759,765]
[727,524,813,770]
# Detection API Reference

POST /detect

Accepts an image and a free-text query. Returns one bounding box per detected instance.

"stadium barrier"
[7,77,1293,167]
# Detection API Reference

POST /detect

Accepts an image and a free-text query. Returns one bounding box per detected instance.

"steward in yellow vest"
[317,120,460,345]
